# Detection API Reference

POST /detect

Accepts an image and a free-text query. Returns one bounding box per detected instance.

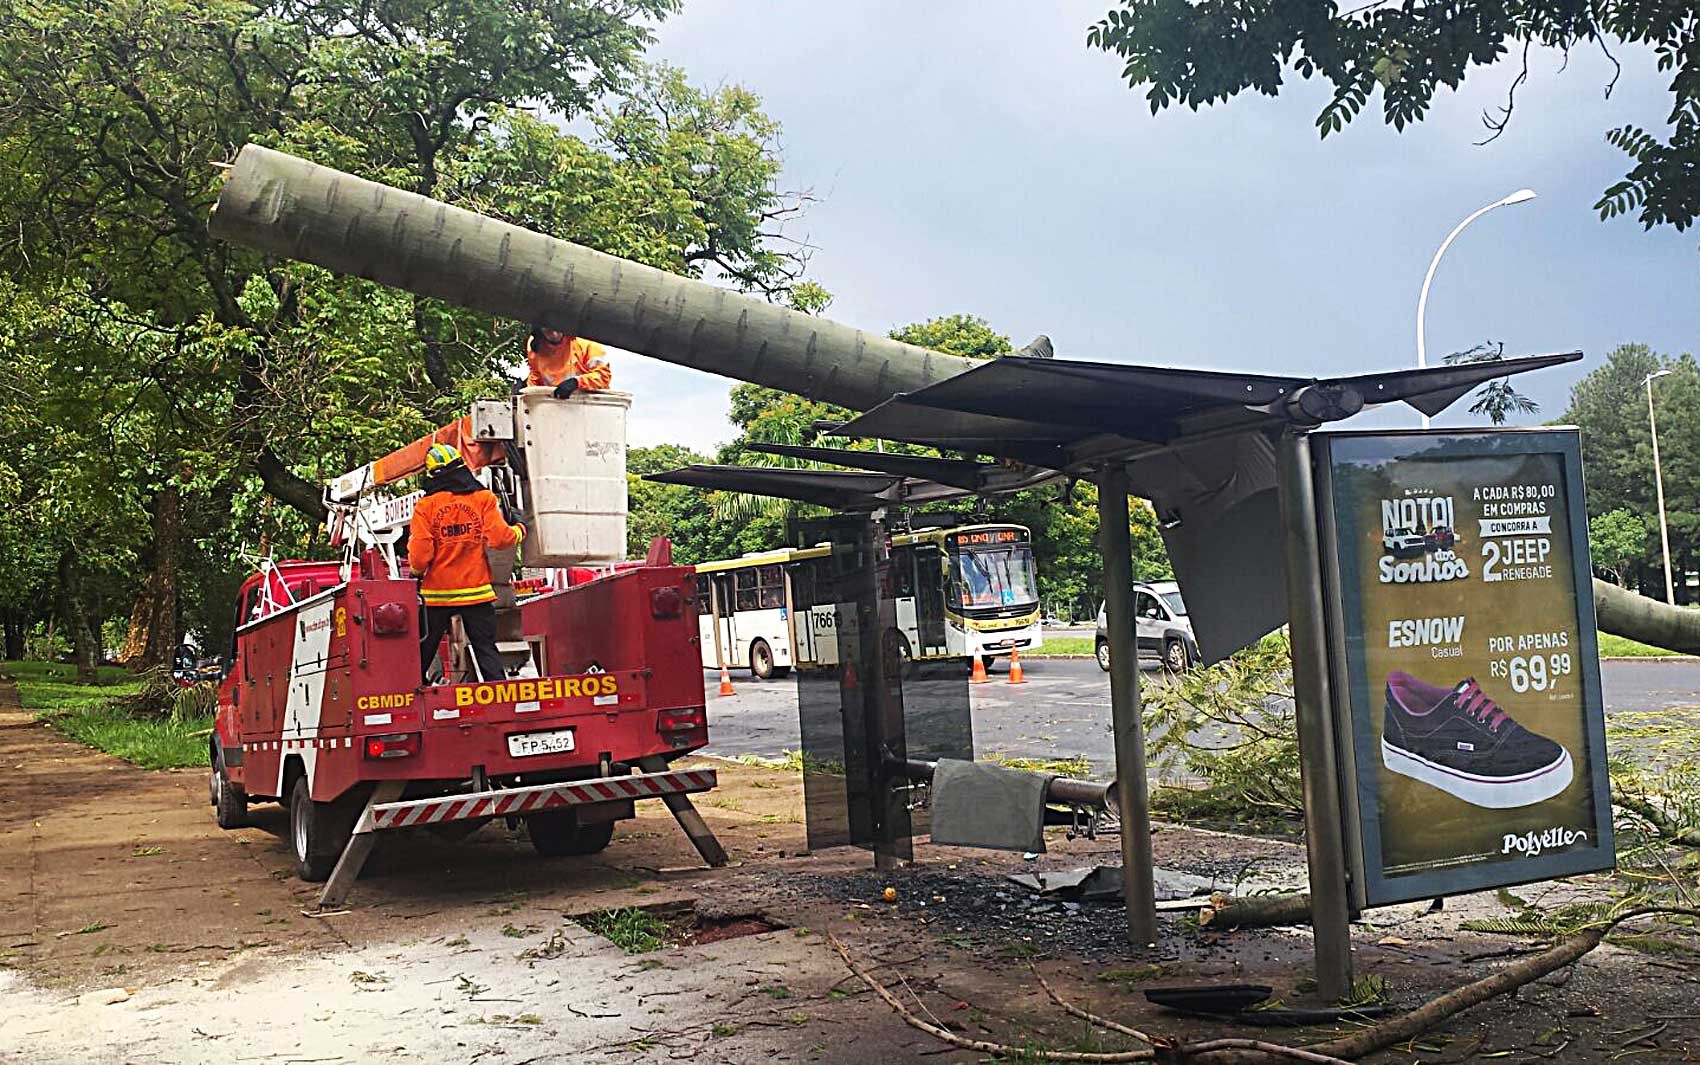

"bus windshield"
[951,545,1038,610]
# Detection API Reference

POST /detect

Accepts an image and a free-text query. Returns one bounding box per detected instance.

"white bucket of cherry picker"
[516,388,630,565]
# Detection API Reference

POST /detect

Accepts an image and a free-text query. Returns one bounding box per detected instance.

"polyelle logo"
[1501,826,1588,857]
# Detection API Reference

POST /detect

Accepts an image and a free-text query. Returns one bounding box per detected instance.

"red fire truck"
[209,392,724,903]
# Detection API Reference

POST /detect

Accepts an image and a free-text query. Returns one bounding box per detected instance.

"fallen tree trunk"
[1198,893,1312,930]
[210,146,978,413]
[1593,578,1700,653]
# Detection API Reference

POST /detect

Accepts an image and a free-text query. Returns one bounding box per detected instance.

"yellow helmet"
[424,442,461,472]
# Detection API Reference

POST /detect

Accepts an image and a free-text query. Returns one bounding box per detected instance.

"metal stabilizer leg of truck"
[638,755,728,868]
[318,780,406,910]
[314,766,724,909]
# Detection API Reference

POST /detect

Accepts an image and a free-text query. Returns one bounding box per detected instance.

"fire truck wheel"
[750,639,776,681]
[213,765,249,830]
[289,776,355,881]
[526,812,615,856]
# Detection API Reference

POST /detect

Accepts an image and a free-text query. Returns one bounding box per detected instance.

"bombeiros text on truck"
[207,388,726,901]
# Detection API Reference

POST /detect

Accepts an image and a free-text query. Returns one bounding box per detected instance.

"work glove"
[512,523,528,543]
[553,376,580,399]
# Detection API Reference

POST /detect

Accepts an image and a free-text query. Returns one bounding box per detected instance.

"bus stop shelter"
[655,349,1580,996]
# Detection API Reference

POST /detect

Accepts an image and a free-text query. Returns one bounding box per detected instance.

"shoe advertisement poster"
[1318,429,1614,908]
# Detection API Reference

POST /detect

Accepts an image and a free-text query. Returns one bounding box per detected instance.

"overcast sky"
[610,1,1698,453]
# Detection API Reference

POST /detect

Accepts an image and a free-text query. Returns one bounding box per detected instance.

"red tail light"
[657,707,707,747]
[372,602,411,636]
[650,586,684,619]
[364,732,420,759]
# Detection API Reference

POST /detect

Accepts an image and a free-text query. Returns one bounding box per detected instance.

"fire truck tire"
[750,639,776,681]
[213,766,249,829]
[526,812,615,856]
[289,776,357,881]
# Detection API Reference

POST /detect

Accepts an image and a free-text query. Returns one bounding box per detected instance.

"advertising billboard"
[1318,429,1614,907]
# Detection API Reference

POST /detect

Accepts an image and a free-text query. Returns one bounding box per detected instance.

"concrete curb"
[1601,655,1698,662]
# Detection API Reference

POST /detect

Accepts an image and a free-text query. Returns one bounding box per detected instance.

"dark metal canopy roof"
[831,352,1582,465]
[650,350,1583,664]
[824,351,1582,662]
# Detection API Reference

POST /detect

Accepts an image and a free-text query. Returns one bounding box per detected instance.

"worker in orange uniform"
[525,325,612,397]
[409,443,527,684]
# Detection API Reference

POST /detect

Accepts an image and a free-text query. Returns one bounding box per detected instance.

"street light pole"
[1645,369,1676,605]
[1415,189,1538,429]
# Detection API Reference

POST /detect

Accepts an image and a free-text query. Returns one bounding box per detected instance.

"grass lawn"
[1596,633,1681,658]
[4,660,212,770]
[1029,635,1095,657]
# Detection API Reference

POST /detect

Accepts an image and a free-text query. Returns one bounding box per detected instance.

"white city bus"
[693,523,1042,678]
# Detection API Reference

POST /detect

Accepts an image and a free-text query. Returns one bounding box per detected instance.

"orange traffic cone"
[970,653,988,684]
[1007,647,1027,685]
[717,663,736,697]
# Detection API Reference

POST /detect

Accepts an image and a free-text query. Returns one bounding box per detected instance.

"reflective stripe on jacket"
[407,479,522,607]
[526,335,611,390]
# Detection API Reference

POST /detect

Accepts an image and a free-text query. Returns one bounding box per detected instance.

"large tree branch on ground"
[255,446,326,523]
[1199,892,1313,930]
[1593,578,1700,653]
[1614,791,1700,847]
[832,908,1700,1065]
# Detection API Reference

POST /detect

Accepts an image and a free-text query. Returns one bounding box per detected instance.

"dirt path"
[0,683,973,1064]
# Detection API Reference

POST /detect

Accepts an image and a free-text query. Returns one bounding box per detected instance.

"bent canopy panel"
[830,351,1581,663]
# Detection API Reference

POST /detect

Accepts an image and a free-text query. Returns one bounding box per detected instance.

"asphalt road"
[700,655,1700,774]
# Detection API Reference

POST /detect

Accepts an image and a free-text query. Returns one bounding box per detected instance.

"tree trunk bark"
[1199,892,1313,929]
[56,548,99,684]
[140,484,183,669]
[1593,577,1700,653]
[119,584,155,664]
[210,146,979,414]
[2,610,24,661]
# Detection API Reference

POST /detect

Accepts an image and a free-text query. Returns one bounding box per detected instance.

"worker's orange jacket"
[407,468,524,607]
[526,334,612,390]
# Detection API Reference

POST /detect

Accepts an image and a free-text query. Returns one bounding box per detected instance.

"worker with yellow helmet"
[409,443,526,683]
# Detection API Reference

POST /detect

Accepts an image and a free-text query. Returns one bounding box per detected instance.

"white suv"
[1095,580,1197,673]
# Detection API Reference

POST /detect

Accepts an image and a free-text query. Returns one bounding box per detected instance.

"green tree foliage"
[1562,343,1700,592]
[1590,508,1649,586]
[0,1,808,666]
[1144,629,1301,822]
[627,444,717,563]
[1086,2,1700,248]
[1443,342,1539,425]
[888,314,1013,360]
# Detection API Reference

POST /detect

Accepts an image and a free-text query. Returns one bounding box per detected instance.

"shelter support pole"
[1096,465,1158,946]
[1275,428,1354,999]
